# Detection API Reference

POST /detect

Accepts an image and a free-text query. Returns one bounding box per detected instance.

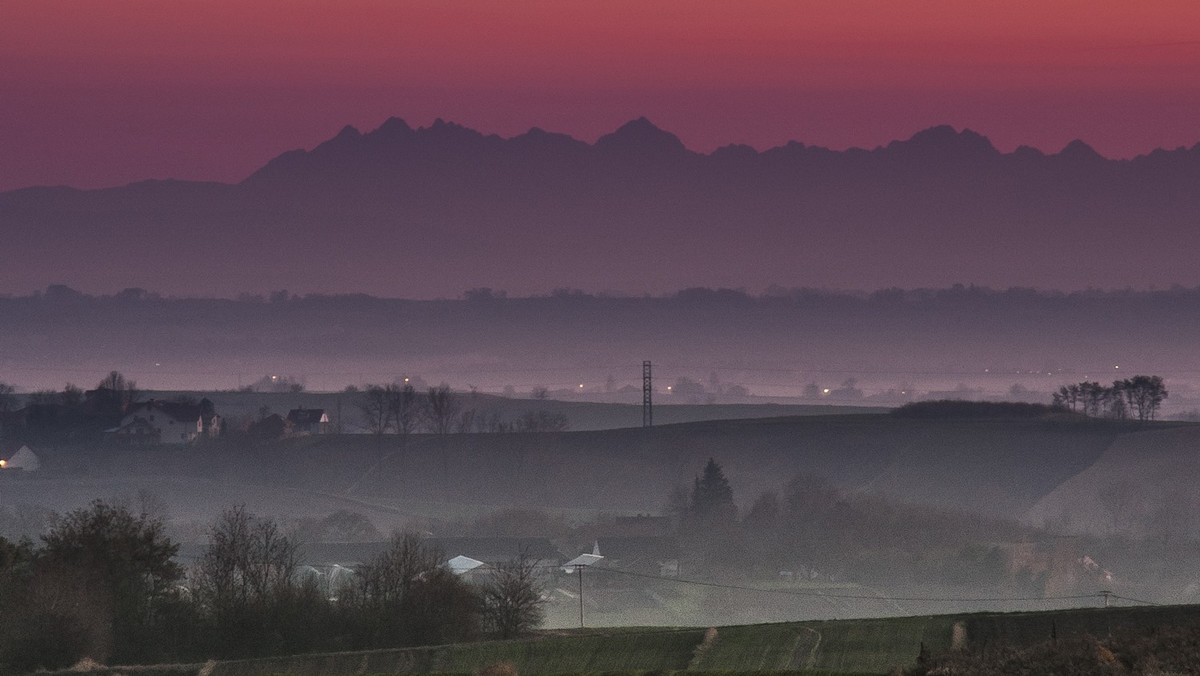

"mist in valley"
[5,284,1200,414]
[4,385,1199,638]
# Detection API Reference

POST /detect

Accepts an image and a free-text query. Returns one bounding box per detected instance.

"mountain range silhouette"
[3,118,1200,296]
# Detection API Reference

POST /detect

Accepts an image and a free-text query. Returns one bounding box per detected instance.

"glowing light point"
[822,388,830,394]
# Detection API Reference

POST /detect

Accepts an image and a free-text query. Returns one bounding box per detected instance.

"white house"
[112,399,221,445]
[0,445,40,472]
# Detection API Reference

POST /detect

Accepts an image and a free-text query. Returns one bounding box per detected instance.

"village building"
[109,398,221,444]
[0,443,40,472]
[286,407,330,435]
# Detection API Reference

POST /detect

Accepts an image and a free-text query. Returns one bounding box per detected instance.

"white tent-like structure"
[561,553,603,573]
[448,554,487,576]
[0,445,39,472]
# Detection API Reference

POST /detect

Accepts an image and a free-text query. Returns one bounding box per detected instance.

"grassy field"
[147,390,884,433]
[101,604,1187,676]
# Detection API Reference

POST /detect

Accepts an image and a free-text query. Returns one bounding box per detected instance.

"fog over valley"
[4,285,1200,413]
[11,3,1200,671]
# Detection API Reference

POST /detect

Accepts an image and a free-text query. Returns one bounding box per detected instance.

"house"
[448,555,492,583]
[0,444,40,472]
[425,536,565,578]
[110,398,221,444]
[286,407,330,435]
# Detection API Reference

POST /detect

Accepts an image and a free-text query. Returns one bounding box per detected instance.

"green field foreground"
[63,603,1200,676]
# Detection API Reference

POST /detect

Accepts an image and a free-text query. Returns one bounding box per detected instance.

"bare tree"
[1079,381,1107,417]
[1060,376,1167,421]
[94,370,138,420]
[195,506,299,613]
[193,506,306,658]
[358,384,391,434]
[1121,375,1168,422]
[424,384,461,435]
[479,550,546,639]
[344,532,480,646]
[0,381,16,413]
[389,383,420,435]
[351,532,442,604]
[1052,383,1081,412]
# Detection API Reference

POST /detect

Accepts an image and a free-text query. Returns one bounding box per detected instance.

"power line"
[1108,593,1163,607]
[596,568,1103,604]
[523,564,1131,607]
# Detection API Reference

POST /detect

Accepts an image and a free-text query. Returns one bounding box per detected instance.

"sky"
[4,1,1200,192]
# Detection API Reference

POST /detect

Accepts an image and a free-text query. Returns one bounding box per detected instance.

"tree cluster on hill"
[1052,375,1168,421]
[0,503,545,674]
[668,459,1047,593]
[356,383,567,435]
[0,372,141,443]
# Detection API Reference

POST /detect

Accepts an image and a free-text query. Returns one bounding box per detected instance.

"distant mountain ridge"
[3,117,1200,297]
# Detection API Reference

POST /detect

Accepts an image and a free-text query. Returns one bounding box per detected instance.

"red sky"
[4,0,1200,191]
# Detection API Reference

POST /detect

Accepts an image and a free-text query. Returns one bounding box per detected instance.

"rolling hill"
[12,413,1175,528]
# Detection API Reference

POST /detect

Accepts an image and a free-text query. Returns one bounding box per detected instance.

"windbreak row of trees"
[668,459,1041,593]
[1052,375,1168,421]
[0,503,544,674]
[356,383,568,435]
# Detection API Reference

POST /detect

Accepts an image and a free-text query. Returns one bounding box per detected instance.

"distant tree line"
[1052,375,1168,421]
[0,372,140,442]
[0,502,544,674]
[355,383,568,435]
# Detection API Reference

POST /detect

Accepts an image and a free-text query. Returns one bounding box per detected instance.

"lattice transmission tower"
[642,360,653,428]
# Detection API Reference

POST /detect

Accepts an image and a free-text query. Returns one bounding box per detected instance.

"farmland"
[55,604,1200,676]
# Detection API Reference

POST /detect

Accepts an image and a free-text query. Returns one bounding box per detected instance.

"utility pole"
[1100,590,1112,608]
[642,361,653,428]
[576,564,586,628]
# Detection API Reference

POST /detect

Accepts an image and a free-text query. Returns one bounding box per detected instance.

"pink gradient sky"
[4,0,1200,191]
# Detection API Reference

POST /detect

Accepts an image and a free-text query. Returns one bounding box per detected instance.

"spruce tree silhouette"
[690,458,736,523]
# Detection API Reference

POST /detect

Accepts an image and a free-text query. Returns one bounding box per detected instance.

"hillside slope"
[25,414,1158,523]
[1027,425,1200,537]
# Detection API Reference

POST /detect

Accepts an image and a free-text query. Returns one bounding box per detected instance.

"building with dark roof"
[287,407,330,435]
[110,398,221,444]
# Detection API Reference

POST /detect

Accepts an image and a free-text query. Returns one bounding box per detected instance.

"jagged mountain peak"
[594,117,689,155]
[1057,139,1103,161]
[333,124,362,140]
[887,125,998,157]
[371,117,414,137]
